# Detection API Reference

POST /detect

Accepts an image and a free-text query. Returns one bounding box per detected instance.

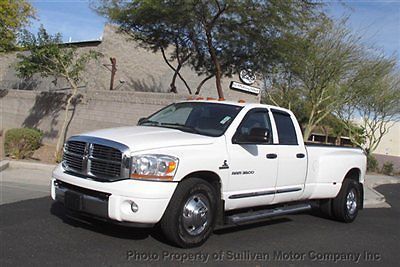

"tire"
[332,179,360,223]
[160,178,218,248]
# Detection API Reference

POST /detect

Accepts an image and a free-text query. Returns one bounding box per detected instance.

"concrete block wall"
[1,87,261,145]
[0,89,188,144]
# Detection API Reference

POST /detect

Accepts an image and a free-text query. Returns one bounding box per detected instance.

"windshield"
[139,102,243,137]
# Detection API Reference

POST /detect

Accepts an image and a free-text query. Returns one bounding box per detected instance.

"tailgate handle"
[266,153,278,159]
[296,153,305,158]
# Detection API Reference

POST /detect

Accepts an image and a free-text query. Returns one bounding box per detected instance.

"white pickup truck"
[51,100,366,247]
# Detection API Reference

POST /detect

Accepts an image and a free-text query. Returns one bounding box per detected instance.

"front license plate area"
[65,191,83,211]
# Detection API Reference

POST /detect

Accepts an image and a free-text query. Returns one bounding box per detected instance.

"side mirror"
[233,127,270,144]
[138,117,147,125]
[249,127,270,143]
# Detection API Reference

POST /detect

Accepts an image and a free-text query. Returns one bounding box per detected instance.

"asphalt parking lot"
[1,175,400,266]
[0,166,52,205]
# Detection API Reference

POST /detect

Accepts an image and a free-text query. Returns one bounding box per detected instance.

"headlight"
[130,154,179,181]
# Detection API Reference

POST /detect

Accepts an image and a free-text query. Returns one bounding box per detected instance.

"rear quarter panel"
[302,146,366,199]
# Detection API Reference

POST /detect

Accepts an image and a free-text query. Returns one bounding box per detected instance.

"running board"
[225,203,312,225]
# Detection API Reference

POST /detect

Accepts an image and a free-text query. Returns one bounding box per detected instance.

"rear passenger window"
[272,110,298,145]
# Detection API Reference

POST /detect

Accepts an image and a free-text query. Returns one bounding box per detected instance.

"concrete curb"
[367,186,386,199]
[364,174,400,208]
[364,186,389,208]
[1,160,56,172]
[0,160,10,172]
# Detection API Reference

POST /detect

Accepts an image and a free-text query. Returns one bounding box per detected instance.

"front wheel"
[160,178,217,248]
[332,179,361,223]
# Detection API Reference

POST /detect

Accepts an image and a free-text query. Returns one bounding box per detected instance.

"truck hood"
[80,126,215,152]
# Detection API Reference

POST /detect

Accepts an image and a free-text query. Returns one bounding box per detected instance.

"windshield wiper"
[160,123,200,134]
[139,119,160,126]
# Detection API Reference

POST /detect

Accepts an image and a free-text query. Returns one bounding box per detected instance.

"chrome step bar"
[225,203,312,225]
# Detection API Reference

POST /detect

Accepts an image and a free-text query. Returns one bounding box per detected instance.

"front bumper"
[51,164,177,225]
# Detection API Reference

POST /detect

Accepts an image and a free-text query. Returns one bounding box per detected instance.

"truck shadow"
[50,201,298,245]
[50,201,159,241]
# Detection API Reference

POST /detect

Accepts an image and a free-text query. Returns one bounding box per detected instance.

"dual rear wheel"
[320,179,361,223]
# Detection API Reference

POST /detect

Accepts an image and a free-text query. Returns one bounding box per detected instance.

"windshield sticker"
[220,116,231,125]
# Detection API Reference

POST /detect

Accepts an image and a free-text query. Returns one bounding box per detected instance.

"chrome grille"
[63,152,84,172]
[92,144,122,162]
[65,141,86,155]
[91,160,121,177]
[62,136,130,181]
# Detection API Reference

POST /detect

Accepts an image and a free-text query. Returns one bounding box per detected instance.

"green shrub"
[381,162,394,176]
[367,154,378,172]
[4,128,43,159]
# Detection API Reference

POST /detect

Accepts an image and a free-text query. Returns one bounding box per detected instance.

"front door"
[225,108,278,210]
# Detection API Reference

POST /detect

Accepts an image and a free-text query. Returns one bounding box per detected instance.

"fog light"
[131,202,139,213]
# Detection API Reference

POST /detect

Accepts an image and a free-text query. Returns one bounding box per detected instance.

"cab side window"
[271,109,298,145]
[237,109,273,143]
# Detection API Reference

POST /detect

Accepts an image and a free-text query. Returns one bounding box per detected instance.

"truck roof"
[183,99,292,114]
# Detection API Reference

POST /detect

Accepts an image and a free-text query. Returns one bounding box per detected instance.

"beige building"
[372,121,400,172]
[374,122,400,157]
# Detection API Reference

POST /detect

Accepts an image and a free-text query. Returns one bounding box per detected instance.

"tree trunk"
[303,124,314,142]
[55,79,78,161]
[205,30,224,99]
[195,74,214,95]
[160,47,192,94]
[323,126,329,144]
[169,66,180,93]
[214,68,223,99]
[303,106,317,141]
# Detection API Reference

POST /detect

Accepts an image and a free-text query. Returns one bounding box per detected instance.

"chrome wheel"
[346,189,357,215]
[182,194,210,236]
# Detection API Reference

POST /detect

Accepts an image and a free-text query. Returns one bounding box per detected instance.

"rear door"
[271,109,307,203]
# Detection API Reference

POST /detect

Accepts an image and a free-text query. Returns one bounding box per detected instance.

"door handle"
[296,153,305,158]
[266,153,277,159]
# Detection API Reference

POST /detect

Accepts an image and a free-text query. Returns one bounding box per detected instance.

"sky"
[326,0,400,61]
[29,0,106,42]
[28,0,400,61]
